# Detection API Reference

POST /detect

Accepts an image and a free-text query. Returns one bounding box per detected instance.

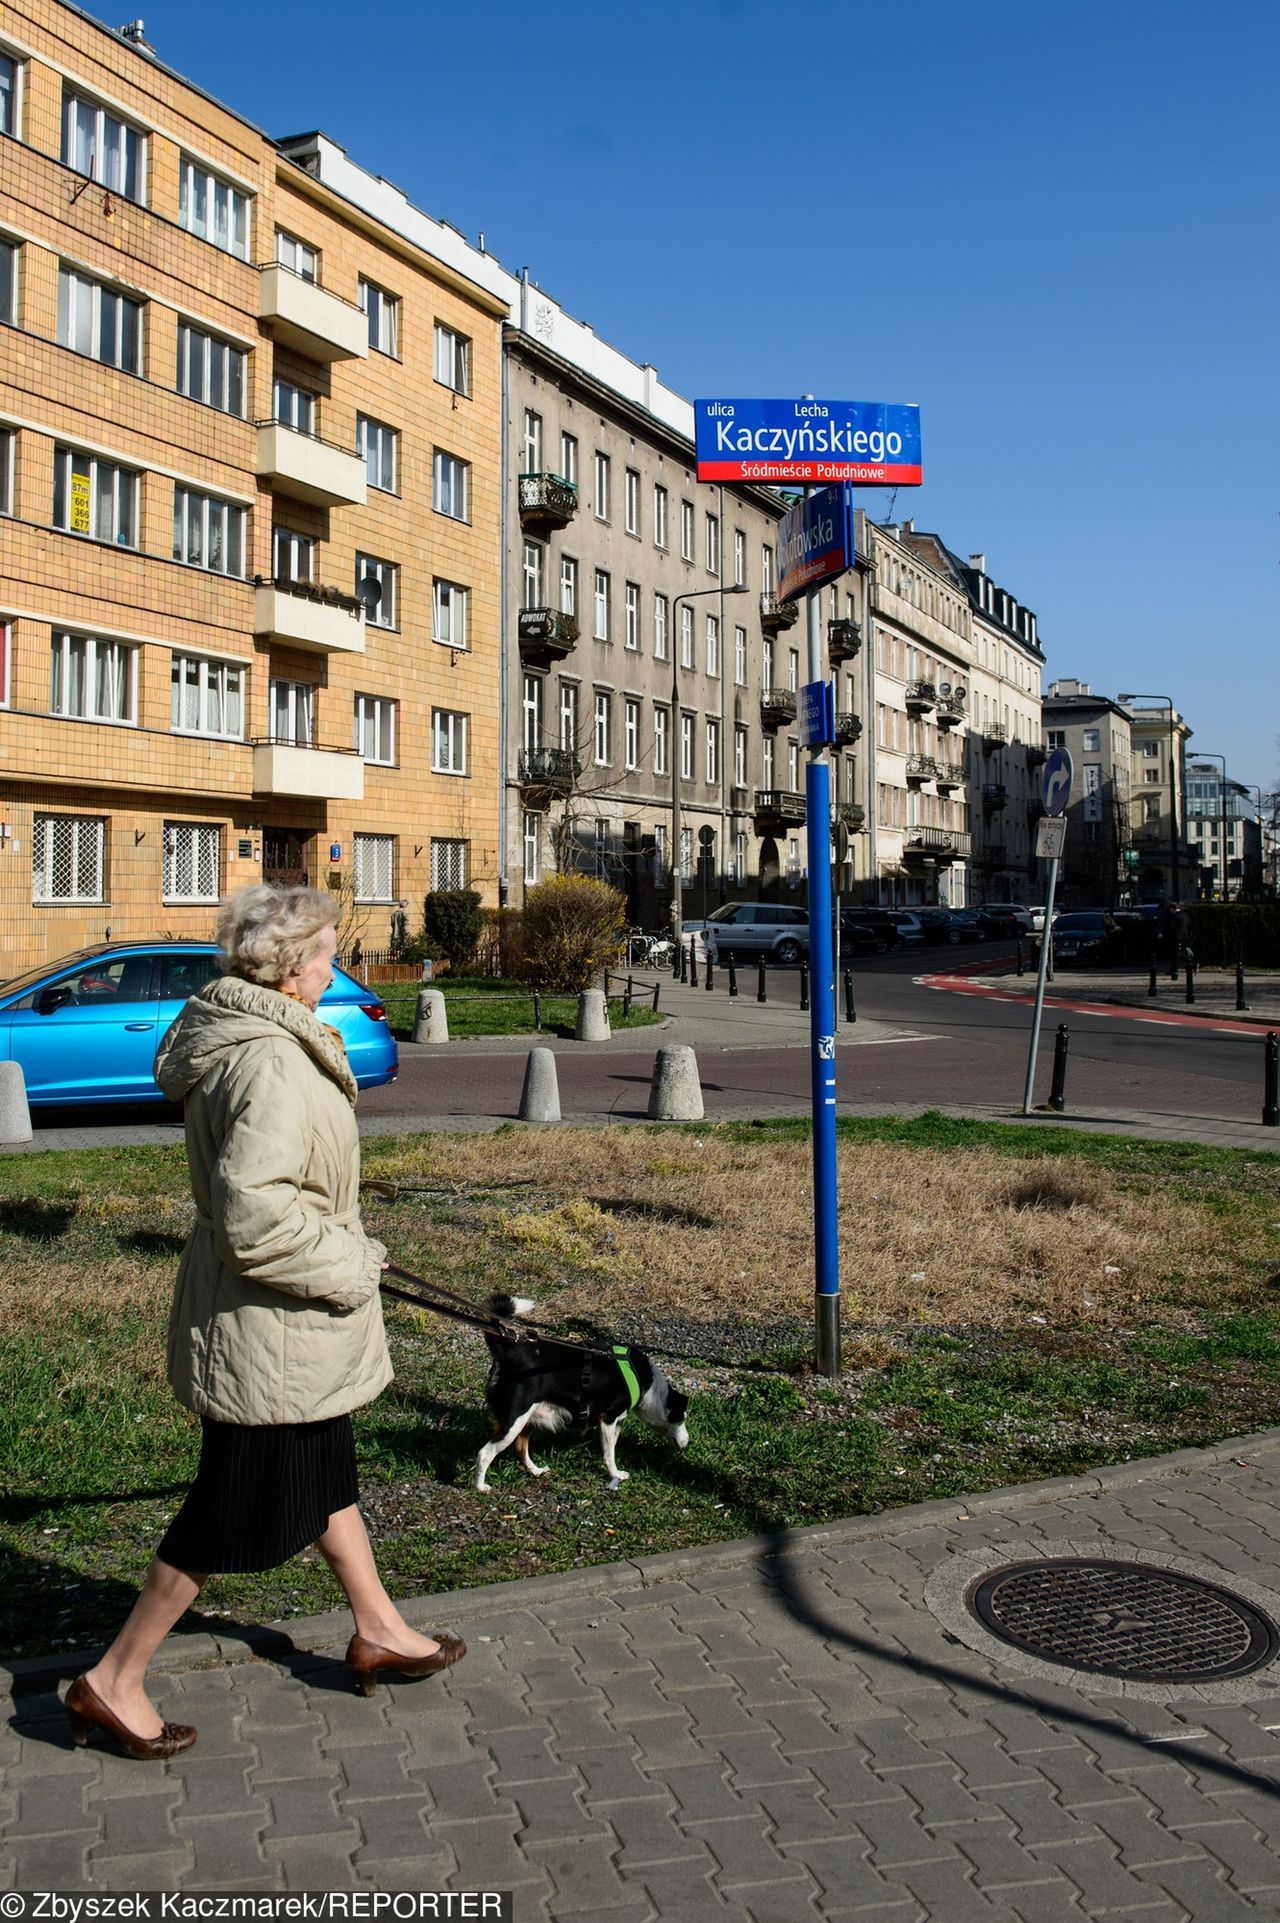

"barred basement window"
[33,814,104,904]
[164,822,221,904]
[354,833,394,903]
[431,840,467,891]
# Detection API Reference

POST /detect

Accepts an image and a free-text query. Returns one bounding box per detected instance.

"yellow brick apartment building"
[0,0,504,972]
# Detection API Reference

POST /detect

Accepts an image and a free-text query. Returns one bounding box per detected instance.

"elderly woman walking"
[65,884,464,1760]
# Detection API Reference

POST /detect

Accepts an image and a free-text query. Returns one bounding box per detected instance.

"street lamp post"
[1118,693,1181,902]
[670,583,748,953]
[1191,754,1228,899]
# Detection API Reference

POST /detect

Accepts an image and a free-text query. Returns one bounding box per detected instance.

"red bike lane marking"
[920,959,1265,1039]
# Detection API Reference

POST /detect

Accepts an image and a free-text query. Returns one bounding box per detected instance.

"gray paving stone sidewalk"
[5,1434,1280,1916]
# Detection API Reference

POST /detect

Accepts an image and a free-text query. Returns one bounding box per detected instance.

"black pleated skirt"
[158,1413,359,1574]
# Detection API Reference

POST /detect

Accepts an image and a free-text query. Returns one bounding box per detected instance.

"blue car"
[0,941,398,1105]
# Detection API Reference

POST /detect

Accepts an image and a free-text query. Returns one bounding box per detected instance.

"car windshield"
[1057,914,1104,929]
[0,948,111,997]
[707,905,746,924]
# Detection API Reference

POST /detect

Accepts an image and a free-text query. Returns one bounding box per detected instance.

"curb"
[7,1426,1277,1700]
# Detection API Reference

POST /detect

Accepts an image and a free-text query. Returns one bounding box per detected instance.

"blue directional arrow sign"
[1042,748,1074,817]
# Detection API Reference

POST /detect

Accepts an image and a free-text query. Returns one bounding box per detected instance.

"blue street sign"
[1042,748,1074,817]
[777,485,856,604]
[694,398,922,487]
[799,680,836,748]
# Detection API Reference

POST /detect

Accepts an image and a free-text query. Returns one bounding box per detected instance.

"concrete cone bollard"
[647,1044,704,1122]
[518,1046,561,1123]
[575,987,610,1041]
[412,988,449,1044]
[0,1060,32,1143]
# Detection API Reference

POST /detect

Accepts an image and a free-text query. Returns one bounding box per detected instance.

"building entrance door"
[263,828,312,887]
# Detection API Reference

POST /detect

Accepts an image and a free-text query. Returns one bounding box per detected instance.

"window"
[653,823,668,883]
[680,605,693,670]
[762,544,774,593]
[653,705,668,777]
[275,231,317,281]
[593,569,610,641]
[432,447,468,518]
[521,409,542,473]
[354,833,395,903]
[53,447,138,547]
[624,467,640,535]
[558,681,578,753]
[356,554,397,629]
[64,92,143,204]
[0,616,8,704]
[33,814,104,904]
[560,431,578,485]
[50,631,134,724]
[521,674,542,755]
[0,53,16,137]
[177,321,245,415]
[433,579,468,649]
[705,615,719,677]
[593,451,610,520]
[0,238,16,326]
[734,529,746,585]
[523,812,540,887]
[705,720,720,785]
[734,831,748,885]
[522,541,543,610]
[360,278,399,356]
[433,321,470,393]
[1082,728,1100,752]
[762,637,774,691]
[705,512,719,575]
[1047,729,1065,750]
[734,626,747,686]
[594,692,610,766]
[431,840,467,891]
[1142,741,1160,757]
[273,376,316,435]
[625,582,640,650]
[178,157,249,259]
[269,678,313,745]
[273,527,315,584]
[354,693,396,765]
[432,708,468,775]
[171,651,242,739]
[57,267,141,372]
[653,483,668,550]
[560,555,577,617]
[680,713,693,782]
[624,698,640,770]
[680,826,692,881]
[788,741,800,789]
[1144,767,1161,784]
[360,416,399,493]
[788,648,799,692]
[735,726,747,787]
[654,592,668,661]
[173,487,244,576]
[681,500,694,562]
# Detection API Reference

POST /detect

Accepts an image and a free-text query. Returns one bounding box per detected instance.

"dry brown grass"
[364,1131,1226,1330]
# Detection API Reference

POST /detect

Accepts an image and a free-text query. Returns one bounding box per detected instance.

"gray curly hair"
[216,884,339,987]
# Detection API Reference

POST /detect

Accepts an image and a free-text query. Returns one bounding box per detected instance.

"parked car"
[693,902,810,964]
[976,905,1030,939]
[0,942,398,1106]
[886,911,926,946]
[1037,911,1124,967]
[940,909,987,943]
[912,909,956,947]
[839,909,905,954]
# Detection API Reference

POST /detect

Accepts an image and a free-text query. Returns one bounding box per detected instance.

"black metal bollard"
[727,955,738,998]
[623,975,633,1018]
[672,941,681,981]
[1265,1032,1279,1128]
[799,960,809,1012]
[689,942,699,988]
[1148,956,1158,997]
[1015,939,1024,977]
[1237,962,1250,1011]
[679,942,688,985]
[1047,1022,1069,1112]
[1184,952,1196,1004]
[705,949,714,991]
[651,982,661,1015]
[757,958,767,1004]
[532,989,542,1031]
[844,970,856,1023]
[1046,936,1054,984]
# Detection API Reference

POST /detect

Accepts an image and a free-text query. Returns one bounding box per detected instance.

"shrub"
[472,908,526,979]
[518,875,627,992]
[1185,903,1280,968]
[421,889,483,968]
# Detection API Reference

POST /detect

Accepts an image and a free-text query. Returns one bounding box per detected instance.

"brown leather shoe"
[65,1674,197,1760]
[345,1631,467,1697]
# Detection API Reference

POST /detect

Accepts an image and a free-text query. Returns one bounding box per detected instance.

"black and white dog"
[475,1294,690,1491]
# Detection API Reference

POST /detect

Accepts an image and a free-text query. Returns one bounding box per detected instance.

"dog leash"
[379,1262,630,1370]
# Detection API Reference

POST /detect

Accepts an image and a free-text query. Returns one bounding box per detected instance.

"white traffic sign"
[1042,747,1074,817]
[1035,816,1067,860]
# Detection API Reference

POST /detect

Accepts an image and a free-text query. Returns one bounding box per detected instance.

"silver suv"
[697,902,810,964]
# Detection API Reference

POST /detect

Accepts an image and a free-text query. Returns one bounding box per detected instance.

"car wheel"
[873,937,888,955]
[776,938,802,965]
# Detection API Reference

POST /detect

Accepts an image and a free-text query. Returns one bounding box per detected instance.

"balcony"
[982,722,1007,750]
[827,618,862,664]
[257,265,368,363]
[256,422,367,508]
[254,579,365,656]
[518,607,579,668]
[835,801,865,833]
[518,473,578,531]
[982,783,1008,810]
[760,592,799,634]
[252,740,364,801]
[518,747,580,804]
[903,826,970,866]
[753,789,807,835]
[759,688,797,731]
[935,761,965,792]
[833,711,863,746]
[907,753,940,784]
[905,679,936,715]
[1026,742,1047,766]
[935,695,966,730]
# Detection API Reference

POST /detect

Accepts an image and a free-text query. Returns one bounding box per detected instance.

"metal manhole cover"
[969,1557,1280,1683]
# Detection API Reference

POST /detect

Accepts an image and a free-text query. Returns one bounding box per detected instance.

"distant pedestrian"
[1172,905,1193,968]
[1156,902,1177,970]
[63,885,465,1762]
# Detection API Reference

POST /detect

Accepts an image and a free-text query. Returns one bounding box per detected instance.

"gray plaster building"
[1041,680,1135,906]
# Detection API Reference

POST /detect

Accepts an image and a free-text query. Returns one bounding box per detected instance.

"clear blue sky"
[144,0,1278,795]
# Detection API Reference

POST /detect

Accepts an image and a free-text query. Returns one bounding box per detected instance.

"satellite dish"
[355,576,383,616]
[939,682,951,697]
[955,686,967,702]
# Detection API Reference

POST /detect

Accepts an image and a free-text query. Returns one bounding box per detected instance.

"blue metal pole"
[807,753,840,1372]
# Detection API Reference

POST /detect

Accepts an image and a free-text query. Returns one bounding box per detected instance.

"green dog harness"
[612,1344,642,1410]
